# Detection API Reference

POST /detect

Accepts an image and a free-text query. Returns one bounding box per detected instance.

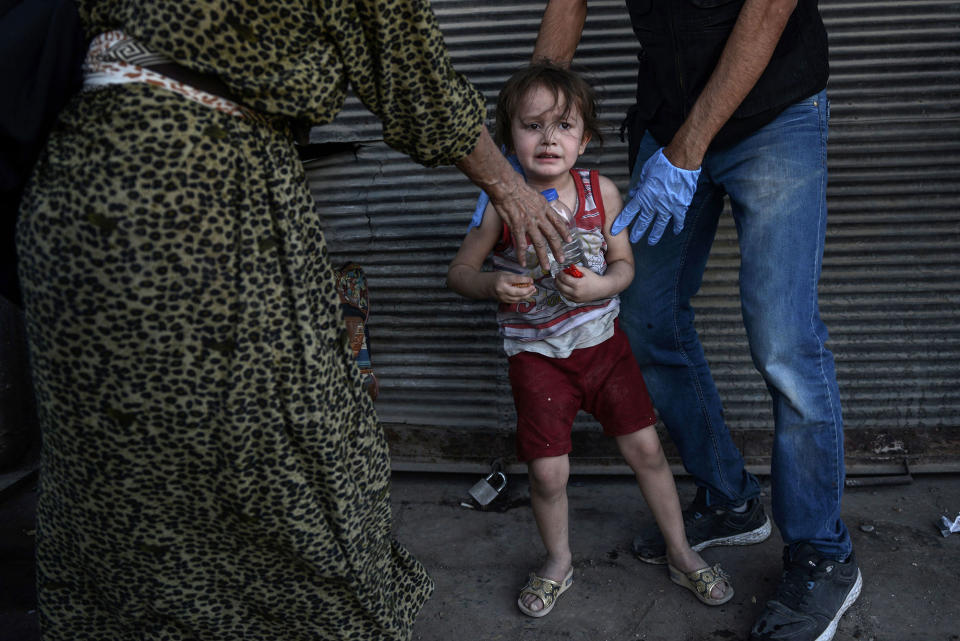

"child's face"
[510,84,589,185]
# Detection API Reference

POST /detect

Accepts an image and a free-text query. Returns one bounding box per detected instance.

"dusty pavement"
[1,470,959,641]
[393,472,960,641]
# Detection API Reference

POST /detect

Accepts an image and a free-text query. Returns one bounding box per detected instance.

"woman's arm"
[340,0,567,269]
[455,129,567,271]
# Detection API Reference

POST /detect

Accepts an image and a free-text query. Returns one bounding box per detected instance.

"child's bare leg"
[615,428,729,600]
[523,454,573,612]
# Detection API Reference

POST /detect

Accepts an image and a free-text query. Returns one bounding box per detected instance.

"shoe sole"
[637,515,773,565]
[813,569,862,641]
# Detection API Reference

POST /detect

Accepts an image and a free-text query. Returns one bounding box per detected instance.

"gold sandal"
[669,563,734,606]
[516,568,574,617]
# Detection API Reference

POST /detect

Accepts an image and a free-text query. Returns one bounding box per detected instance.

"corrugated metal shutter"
[304,0,960,473]
[817,0,960,471]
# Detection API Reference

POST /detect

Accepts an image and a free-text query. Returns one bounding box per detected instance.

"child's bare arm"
[447,204,537,303]
[597,174,635,293]
[554,175,634,302]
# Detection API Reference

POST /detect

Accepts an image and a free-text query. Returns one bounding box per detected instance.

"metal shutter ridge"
[303,0,960,474]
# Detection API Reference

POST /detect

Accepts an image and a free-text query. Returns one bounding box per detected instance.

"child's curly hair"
[494,62,602,153]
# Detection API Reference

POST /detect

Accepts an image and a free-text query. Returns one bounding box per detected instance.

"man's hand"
[610,0,797,246]
[611,148,701,245]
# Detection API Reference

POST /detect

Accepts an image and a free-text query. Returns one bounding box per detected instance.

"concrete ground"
[394,472,960,641]
[1,470,959,641]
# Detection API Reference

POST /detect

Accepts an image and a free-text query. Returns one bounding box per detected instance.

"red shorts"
[508,322,657,462]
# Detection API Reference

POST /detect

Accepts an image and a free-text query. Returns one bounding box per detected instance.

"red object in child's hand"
[563,265,583,278]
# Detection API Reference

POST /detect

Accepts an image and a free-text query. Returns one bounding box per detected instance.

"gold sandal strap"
[689,564,730,597]
[519,573,563,608]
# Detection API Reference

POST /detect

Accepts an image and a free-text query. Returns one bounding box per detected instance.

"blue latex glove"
[468,153,526,230]
[611,147,701,245]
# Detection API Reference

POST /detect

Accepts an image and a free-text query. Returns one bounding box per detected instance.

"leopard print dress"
[16,1,484,639]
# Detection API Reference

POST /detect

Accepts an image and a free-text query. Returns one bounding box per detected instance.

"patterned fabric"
[82,31,250,118]
[494,169,620,356]
[76,0,486,167]
[336,263,379,400]
[15,0,489,638]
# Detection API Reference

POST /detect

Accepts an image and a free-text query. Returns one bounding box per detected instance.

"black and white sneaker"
[632,487,772,564]
[750,543,862,641]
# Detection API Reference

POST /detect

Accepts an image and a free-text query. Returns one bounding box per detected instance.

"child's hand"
[493,272,536,304]
[554,266,604,303]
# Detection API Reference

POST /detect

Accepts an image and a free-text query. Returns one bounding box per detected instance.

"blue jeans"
[620,90,851,560]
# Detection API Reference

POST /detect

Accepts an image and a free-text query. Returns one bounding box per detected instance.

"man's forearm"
[532,0,587,66]
[666,0,797,169]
